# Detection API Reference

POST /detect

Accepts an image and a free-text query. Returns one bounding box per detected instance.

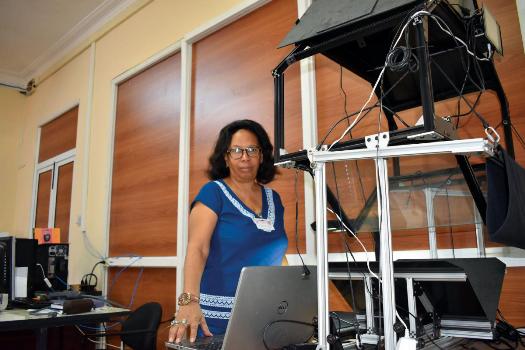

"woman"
[168,119,288,344]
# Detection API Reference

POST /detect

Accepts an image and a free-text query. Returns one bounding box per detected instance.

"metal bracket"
[414,282,435,314]
[274,160,295,169]
[409,116,457,141]
[365,132,390,149]
[413,15,423,25]
[309,146,326,169]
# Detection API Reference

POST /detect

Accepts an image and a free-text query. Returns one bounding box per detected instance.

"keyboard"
[193,342,223,350]
[11,297,52,309]
[165,338,224,350]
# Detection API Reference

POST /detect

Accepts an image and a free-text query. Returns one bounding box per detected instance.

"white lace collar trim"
[214,180,275,232]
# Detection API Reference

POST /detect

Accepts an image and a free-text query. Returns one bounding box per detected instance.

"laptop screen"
[224,265,317,350]
[166,265,317,350]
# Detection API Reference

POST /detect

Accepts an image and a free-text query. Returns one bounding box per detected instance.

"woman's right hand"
[168,303,213,343]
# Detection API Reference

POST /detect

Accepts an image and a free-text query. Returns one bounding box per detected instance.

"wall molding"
[0,0,142,87]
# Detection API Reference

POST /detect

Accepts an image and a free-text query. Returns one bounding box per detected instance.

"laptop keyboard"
[10,297,52,309]
[193,341,223,350]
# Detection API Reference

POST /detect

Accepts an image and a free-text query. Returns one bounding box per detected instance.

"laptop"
[166,265,317,350]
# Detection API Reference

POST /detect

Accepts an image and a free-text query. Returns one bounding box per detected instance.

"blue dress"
[192,179,288,335]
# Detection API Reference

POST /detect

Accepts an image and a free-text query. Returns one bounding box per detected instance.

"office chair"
[83,302,162,350]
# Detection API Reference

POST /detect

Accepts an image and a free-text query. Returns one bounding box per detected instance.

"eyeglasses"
[227,146,261,160]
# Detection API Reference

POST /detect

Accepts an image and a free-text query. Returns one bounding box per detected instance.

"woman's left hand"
[168,303,212,343]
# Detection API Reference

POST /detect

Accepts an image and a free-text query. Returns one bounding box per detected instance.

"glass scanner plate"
[325,153,487,233]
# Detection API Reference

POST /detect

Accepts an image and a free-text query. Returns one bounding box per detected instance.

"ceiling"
[0,0,137,90]
[1,0,523,92]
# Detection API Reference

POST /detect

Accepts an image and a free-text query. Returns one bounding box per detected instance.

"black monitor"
[0,237,38,300]
[15,238,38,298]
[0,239,9,294]
[0,237,14,299]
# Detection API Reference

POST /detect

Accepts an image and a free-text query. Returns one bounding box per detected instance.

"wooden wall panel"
[499,267,525,326]
[34,170,52,228]
[108,267,177,350]
[38,106,78,162]
[109,53,180,257]
[190,0,305,253]
[54,162,73,242]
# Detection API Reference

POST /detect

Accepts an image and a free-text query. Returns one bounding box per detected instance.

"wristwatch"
[177,292,200,306]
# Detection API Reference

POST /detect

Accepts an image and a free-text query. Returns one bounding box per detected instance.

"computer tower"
[15,238,38,298]
[0,237,38,300]
[0,237,14,298]
[35,244,69,291]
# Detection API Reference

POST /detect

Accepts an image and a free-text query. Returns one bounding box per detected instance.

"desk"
[0,307,130,350]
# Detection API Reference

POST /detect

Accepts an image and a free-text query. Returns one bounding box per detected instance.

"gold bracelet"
[177,292,200,306]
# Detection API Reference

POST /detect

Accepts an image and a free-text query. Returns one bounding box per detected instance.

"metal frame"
[310,138,493,350]
[31,149,76,231]
[273,2,514,165]
[329,269,468,345]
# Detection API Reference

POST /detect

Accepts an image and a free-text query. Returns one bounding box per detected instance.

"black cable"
[452,25,480,129]
[81,273,98,287]
[294,169,310,276]
[453,91,482,121]
[444,187,456,259]
[496,310,525,346]
[262,319,315,350]
[317,103,409,151]
[338,66,370,205]
[339,66,351,121]
[80,294,126,309]
[330,163,361,344]
[317,105,378,149]
[386,46,419,73]
[481,338,515,350]
[510,122,525,150]
[431,60,490,129]
[81,260,105,291]
[332,227,448,350]
[430,13,486,92]
[91,261,105,275]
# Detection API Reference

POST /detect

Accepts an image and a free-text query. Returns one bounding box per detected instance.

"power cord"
[294,169,310,277]
[81,260,105,293]
[262,319,315,350]
[36,263,54,291]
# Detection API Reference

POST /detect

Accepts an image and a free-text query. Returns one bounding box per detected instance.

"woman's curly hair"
[207,119,276,184]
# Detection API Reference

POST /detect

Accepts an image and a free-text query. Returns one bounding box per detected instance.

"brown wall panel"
[54,162,74,242]
[34,170,52,228]
[329,280,352,312]
[190,0,305,253]
[108,267,177,350]
[109,53,180,257]
[499,267,525,326]
[38,106,78,163]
